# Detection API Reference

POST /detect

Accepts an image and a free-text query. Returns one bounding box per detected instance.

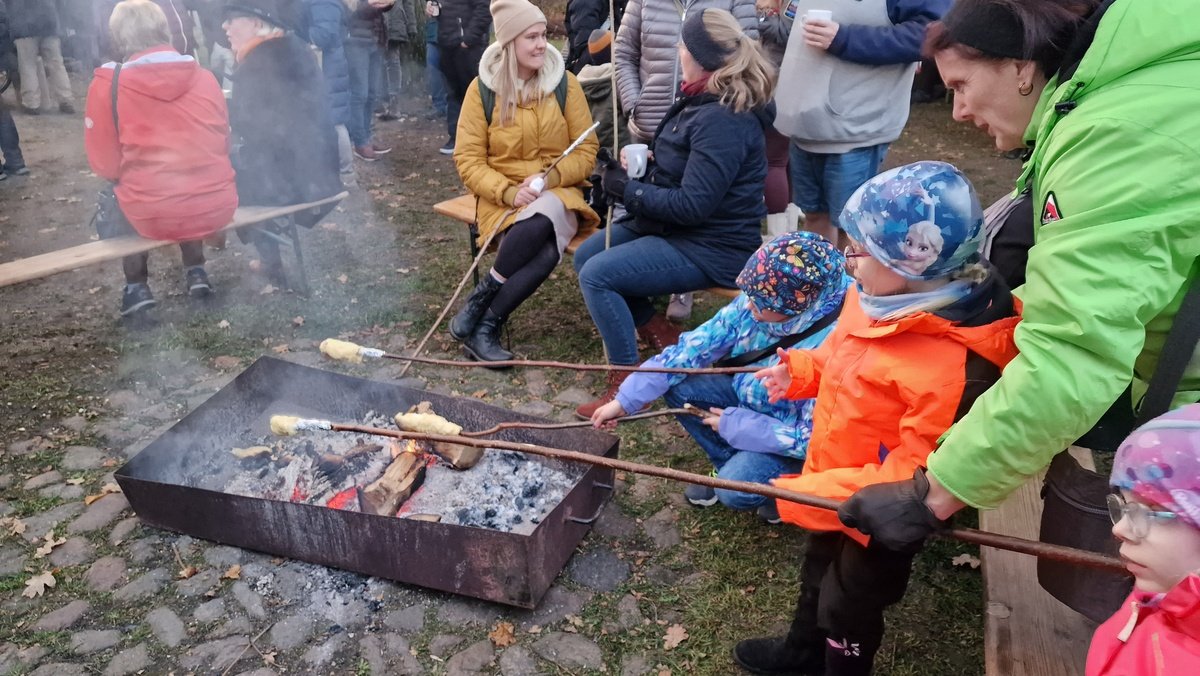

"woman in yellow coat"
[449,0,600,363]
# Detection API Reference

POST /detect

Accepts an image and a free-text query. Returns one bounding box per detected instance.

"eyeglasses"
[842,246,872,271]
[1106,493,1177,540]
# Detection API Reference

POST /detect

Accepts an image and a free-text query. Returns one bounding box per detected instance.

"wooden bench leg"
[468,221,481,287]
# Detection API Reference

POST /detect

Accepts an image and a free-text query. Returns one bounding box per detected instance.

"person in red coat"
[85,0,237,318]
[1086,404,1200,675]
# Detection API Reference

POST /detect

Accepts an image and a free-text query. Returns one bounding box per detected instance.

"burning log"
[231,446,272,459]
[357,442,426,516]
[314,442,384,476]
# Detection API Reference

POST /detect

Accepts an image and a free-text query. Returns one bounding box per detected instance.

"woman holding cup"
[572,8,776,418]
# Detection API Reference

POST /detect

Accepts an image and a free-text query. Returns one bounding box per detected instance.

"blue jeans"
[573,222,715,365]
[663,374,805,510]
[425,40,448,114]
[345,37,383,147]
[790,142,890,223]
[0,107,25,171]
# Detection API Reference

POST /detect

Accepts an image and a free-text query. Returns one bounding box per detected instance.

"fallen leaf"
[84,483,122,506]
[177,565,199,580]
[23,571,56,598]
[488,621,516,648]
[217,319,231,329]
[87,287,101,295]
[292,316,305,327]
[260,284,277,295]
[566,614,584,627]
[320,222,340,231]
[396,267,410,274]
[526,624,542,634]
[766,569,776,579]
[213,356,241,370]
[952,553,981,569]
[470,389,487,398]
[65,477,85,485]
[34,533,67,558]
[271,344,290,354]
[222,564,242,580]
[3,518,27,537]
[337,274,349,284]
[663,624,688,650]
[262,650,278,665]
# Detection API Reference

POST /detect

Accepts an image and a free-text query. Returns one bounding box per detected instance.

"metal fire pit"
[114,357,619,608]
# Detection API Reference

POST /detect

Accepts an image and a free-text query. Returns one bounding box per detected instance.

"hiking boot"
[376,110,399,121]
[685,483,719,507]
[120,283,157,316]
[636,313,683,352]
[574,370,634,420]
[353,145,377,161]
[185,266,213,298]
[59,101,76,114]
[373,144,393,155]
[439,140,455,155]
[757,500,782,525]
[450,274,503,341]
[4,164,29,176]
[666,293,694,322]
[462,310,514,366]
[732,636,825,676]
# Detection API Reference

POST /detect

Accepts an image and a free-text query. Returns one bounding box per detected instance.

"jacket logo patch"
[1041,191,1062,224]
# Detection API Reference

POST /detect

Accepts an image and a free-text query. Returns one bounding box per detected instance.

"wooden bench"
[434,194,739,299]
[0,192,349,297]
[980,446,1098,675]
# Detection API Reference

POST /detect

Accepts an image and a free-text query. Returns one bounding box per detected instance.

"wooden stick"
[385,353,759,375]
[312,423,1128,573]
[459,407,703,437]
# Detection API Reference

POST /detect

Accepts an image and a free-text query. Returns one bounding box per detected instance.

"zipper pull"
[1116,600,1140,643]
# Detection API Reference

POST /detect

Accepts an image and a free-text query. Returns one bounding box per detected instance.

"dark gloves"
[601,163,629,204]
[837,469,947,552]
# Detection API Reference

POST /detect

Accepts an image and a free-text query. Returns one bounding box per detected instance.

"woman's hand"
[701,407,724,433]
[591,400,627,428]
[755,348,793,403]
[513,185,540,207]
[802,19,839,51]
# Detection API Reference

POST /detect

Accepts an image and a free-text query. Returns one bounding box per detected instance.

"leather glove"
[837,468,947,552]
[602,163,630,204]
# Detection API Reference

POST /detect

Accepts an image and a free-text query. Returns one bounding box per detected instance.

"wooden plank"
[0,192,348,288]
[982,446,1098,676]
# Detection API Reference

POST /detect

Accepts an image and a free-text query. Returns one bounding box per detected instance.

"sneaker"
[684,483,719,507]
[353,145,377,161]
[666,293,694,322]
[439,140,455,155]
[376,110,399,121]
[757,501,782,525]
[5,165,29,176]
[21,106,40,116]
[372,144,393,155]
[59,101,76,114]
[120,283,157,316]
[185,266,214,297]
[0,172,6,181]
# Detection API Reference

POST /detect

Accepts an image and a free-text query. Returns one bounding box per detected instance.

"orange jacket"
[774,283,1020,543]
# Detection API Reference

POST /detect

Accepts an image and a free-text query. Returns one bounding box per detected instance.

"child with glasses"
[1087,404,1200,675]
[736,161,1021,676]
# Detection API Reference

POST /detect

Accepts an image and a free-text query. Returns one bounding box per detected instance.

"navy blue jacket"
[303,0,351,127]
[827,0,950,66]
[8,0,59,39]
[622,93,770,288]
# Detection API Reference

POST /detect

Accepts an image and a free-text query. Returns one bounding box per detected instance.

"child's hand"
[591,400,627,428]
[755,348,793,403]
[701,407,724,432]
[802,19,839,51]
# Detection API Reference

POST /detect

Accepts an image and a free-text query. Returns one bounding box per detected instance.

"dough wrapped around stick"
[269,415,332,436]
[320,338,365,363]
[393,412,463,436]
[394,403,482,469]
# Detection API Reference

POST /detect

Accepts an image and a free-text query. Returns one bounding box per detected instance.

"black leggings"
[123,242,205,284]
[490,214,560,317]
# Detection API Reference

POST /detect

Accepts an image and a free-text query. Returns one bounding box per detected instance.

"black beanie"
[942,1,1025,60]
[681,10,733,72]
[223,0,290,30]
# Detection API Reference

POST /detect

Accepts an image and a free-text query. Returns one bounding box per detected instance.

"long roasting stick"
[320,339,758,375]
[459,406,703,437]
[272,417,1128,573]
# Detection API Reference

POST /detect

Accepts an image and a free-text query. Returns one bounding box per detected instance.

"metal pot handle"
[566,481,614,525]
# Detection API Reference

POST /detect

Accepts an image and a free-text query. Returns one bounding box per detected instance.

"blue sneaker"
[684,483,719,507]
[120,283,157,316]
[185,266,213,298]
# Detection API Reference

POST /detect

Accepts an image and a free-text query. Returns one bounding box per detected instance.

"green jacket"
[927,0,1200,509]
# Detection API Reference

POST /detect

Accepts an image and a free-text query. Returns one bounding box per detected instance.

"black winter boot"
[450,274,503,340]
[462,310,514,365]
[732,636,825,675]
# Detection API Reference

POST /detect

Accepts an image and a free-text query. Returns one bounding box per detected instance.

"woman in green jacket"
[836,0,1200,548]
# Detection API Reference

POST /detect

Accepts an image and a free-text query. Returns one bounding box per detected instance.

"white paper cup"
[624,144,649,179]
[805,9,833,22]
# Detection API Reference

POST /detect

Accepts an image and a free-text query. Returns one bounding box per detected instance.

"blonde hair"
[493,40,546,127]
[701,10,776,113]
[109,0,172,58]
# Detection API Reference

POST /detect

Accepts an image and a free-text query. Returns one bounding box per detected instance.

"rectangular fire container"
[114,357,619,608]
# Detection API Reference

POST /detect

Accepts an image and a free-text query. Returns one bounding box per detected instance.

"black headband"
[681,10,733,72]
[943,2,1026,60]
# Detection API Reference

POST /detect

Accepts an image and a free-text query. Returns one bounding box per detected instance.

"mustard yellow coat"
[453,45,600,244]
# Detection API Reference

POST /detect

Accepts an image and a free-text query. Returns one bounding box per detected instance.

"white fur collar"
[477,42,565,94]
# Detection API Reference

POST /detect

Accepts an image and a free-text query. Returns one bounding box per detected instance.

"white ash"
[402,450,584,535]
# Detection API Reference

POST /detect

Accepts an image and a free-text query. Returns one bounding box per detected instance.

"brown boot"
[637,313,683,352]
[574,370,634,420]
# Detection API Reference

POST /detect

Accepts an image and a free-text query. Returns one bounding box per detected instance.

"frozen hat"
[1112,404,1200,530]
[736,232,845,317]
[839,161,985,280]
[491,0,546,46]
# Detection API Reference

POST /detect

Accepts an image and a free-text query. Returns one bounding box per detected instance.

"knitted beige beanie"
[490,0,546,45]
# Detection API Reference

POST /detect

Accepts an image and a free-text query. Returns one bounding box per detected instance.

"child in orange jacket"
[734,161,1020,676]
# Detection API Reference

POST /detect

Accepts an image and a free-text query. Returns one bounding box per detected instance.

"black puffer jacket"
[229,34,342,215]
[435,0,489,49]
[347,0,393,45]
[8,0,60,39]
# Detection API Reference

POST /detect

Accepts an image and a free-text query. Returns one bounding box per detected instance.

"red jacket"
[1087,575,1200,675]
[85,47,237,241]
[774,284,1020,544]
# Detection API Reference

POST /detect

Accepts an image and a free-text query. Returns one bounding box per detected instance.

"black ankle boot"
[732,636,825,676]
[462,310,514,365]
[450,275,503,340]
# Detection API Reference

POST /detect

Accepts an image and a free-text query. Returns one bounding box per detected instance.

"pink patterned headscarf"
[1112,404,1200,530]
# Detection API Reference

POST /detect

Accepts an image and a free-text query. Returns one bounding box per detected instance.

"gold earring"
[1018,81,1033,97]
